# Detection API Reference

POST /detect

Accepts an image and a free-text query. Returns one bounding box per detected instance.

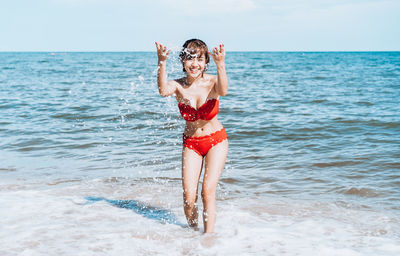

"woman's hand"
[210,44,226,66]
[155,41,177,97]
[155,42,170,62]
[210,44,228,96]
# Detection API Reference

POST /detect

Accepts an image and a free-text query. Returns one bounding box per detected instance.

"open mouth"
[189,67,200,74]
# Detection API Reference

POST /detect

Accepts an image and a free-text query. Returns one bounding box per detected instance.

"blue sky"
[1,0,399,51]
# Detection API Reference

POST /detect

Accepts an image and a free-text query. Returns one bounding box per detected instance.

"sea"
[0,51,399,255]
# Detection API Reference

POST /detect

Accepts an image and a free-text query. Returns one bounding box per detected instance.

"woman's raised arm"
[210,44,228,96]
[155,42,177,97]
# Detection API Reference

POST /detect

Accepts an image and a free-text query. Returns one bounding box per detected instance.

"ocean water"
[0,51,399,255]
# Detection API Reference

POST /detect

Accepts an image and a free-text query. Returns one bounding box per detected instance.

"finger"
[218,44,224,53]
[167,50,171,56]
[155,42,161,51]
[221,44,225,54]
[213,47,219,55]
[219,44,225,53]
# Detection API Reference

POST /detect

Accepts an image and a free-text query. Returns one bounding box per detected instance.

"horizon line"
[1,50,399,53]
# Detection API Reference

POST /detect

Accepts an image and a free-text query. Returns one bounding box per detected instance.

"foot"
[188,222,200,231]
[189,225,200,231]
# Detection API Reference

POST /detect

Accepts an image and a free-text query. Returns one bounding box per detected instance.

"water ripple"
[0,52,399,211]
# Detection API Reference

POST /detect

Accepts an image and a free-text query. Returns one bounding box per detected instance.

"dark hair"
[179,39,210,73]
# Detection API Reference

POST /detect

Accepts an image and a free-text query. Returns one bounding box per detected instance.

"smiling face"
[183,52,206,78]
[179,39,210,78]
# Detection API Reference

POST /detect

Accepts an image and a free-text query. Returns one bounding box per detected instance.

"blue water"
[0,52,399,255]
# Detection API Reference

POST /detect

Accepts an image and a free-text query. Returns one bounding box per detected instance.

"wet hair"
[179,39,210,73]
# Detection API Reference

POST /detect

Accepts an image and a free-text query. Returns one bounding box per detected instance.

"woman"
[155,39,228,233]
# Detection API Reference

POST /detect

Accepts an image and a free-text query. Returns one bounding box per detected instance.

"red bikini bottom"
[182,128,228,157]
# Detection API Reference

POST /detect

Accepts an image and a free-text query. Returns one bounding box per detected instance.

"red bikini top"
[178,98,219,122]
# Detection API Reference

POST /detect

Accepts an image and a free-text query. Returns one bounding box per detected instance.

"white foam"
[1,178,399,256]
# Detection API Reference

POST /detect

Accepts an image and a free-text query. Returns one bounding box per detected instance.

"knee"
[201,186,216,202]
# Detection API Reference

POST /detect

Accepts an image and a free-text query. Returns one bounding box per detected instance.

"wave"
[333,118,400,129]
[312,161,363,168]
[0,167,17,172]
[340,187,380,198]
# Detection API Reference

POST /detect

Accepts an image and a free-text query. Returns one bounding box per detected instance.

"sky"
[0,0,399,51]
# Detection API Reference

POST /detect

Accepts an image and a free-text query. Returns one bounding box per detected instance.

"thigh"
[203,139,228,190]
[182,147,204,195]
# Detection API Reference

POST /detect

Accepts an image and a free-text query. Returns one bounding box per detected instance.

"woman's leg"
[202,139,228,233]
[182,147,204,228]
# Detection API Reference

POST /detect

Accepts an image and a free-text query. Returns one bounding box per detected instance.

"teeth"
[188,67,200,74]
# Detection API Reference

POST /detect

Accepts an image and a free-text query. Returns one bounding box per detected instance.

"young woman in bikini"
[155,39,228,233]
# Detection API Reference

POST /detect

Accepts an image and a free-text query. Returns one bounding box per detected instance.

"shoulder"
[203,73,217,84]
[170,78,185,97]
[172,78,185,87]
[203,73,218,94]
[166,79,181,91]
[169,79,180,85]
